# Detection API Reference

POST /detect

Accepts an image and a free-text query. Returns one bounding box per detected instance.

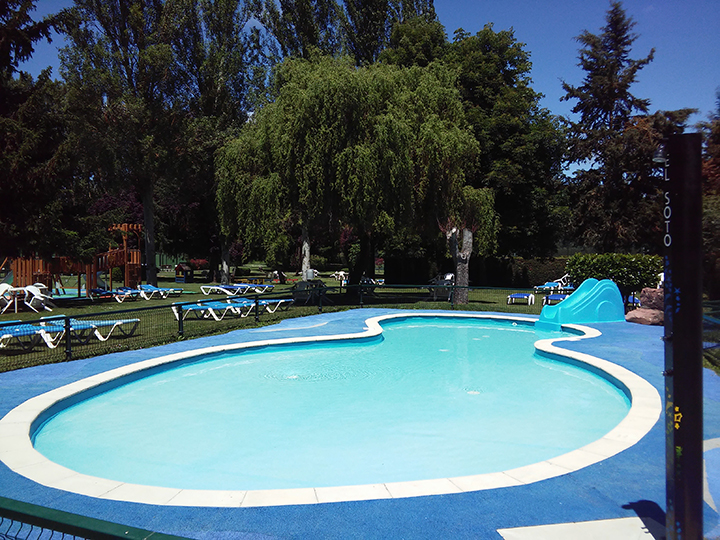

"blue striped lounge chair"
[507,293,535,305]
[138,284,183,300]
[200,284,253,296]
[542,293,568,306]
[1,321,64,350]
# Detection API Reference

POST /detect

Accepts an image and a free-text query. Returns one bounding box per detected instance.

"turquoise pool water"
[33,317,630,491]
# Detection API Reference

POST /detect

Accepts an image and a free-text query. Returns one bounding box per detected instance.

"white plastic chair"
[23,285,55,312]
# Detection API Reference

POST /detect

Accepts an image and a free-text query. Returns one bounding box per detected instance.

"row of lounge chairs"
[506,274,577,306]
[172,297,293,321]
[0,316,140,351]
[91,284,184,303]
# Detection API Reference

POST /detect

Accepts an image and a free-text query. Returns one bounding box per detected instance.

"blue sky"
[21,0,720,126]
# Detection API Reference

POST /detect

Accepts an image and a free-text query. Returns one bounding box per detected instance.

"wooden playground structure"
[7,224,143,296]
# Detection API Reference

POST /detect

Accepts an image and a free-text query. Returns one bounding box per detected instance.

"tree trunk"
[455,228,472,304]
[446,227,472,304]
[220,237,230,285]
[140,185,157,286]
[301,222,311,279]
[349,227,374,285]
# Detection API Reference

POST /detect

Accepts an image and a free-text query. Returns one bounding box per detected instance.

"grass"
[1,272,549,373]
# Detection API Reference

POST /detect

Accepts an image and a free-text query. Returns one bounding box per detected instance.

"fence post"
[450,286,455,308]
[318,286,323,313]
[254,296,260,322]
[177,306,184,337]
[64,317,72,362]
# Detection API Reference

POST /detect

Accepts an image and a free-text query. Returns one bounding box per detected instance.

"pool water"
[33,317,630,490]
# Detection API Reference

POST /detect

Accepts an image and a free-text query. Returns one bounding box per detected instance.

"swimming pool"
[0,312,661,507]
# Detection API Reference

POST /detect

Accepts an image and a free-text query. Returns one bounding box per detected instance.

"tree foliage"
[0,0,57,81]
[701,90,720,298]
[59,0,182,284]
[217,56,483,279]
[445,25,565,257]
[0,1,116,261]
[258,0,343,59]
[561,2,694,253]
[155,0,262,282]
[340,0,391,66]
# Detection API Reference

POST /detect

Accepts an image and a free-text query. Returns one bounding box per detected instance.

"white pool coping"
[0,312,661,507]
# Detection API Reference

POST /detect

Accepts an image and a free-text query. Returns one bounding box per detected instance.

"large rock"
[639,287,664,310]
[626,307,664,325]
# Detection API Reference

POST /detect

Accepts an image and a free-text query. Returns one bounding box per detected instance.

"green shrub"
[111,267,123,282]
[310,255,328,272]
[566,253,663,298]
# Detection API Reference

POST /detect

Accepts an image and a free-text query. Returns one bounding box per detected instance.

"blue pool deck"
[0,308,719,539]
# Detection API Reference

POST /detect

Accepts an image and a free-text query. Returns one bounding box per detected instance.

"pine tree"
[561,2,662,252]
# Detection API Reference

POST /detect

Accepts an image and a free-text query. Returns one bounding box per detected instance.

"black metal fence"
[1,284,548,373]
[0,495,188,539]
[703,300,720,370]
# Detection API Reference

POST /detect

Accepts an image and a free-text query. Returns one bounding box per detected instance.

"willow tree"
[217,55,486,282]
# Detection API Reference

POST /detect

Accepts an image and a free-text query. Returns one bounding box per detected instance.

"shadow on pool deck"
[0,308,719,539]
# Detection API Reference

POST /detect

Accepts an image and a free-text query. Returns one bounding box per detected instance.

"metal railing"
[0,495,188,539]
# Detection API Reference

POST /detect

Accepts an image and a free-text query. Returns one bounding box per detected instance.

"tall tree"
[0,0,56,84]
[0,1,85,259]
[258,0,342,59]
[445,25,565,257]
[561,1,674,252]
[216,56,486,283]
[60,0,178,285]
[341,0,390,66]
[701,89,720,298]
[441,186,497,303]
[157,0,262,283]
[379,12,445,68]
[384,19,565,257]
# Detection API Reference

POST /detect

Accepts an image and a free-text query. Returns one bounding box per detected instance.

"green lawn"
[1,273,547,373]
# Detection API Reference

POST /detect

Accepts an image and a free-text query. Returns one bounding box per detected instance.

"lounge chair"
[542,293,568,306]
[93,287,140,303]
[23,285,56,312]
[138,284,183,300]
[507,293,535,305]
[172,300,237,321]
[200,284,253,296]
[0,283,12,314]
[260,298,293,313]
[534,274,575,294]
[0,321,64,350]
[251,284,275,294]
[41,316,141,344]
[75,317,140,341]
[172,299,258,321]
[203,301,241,320]
[0,321,38,350]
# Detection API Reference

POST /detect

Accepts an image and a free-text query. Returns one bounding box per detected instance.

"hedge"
[565,253,663,298]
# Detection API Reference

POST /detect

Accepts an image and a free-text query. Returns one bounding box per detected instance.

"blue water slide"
[535,278,626,331]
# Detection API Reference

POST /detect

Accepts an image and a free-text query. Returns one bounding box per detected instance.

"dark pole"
[663,133,703,540]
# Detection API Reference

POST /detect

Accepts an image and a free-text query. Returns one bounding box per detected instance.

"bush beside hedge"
[565,253,663,299]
